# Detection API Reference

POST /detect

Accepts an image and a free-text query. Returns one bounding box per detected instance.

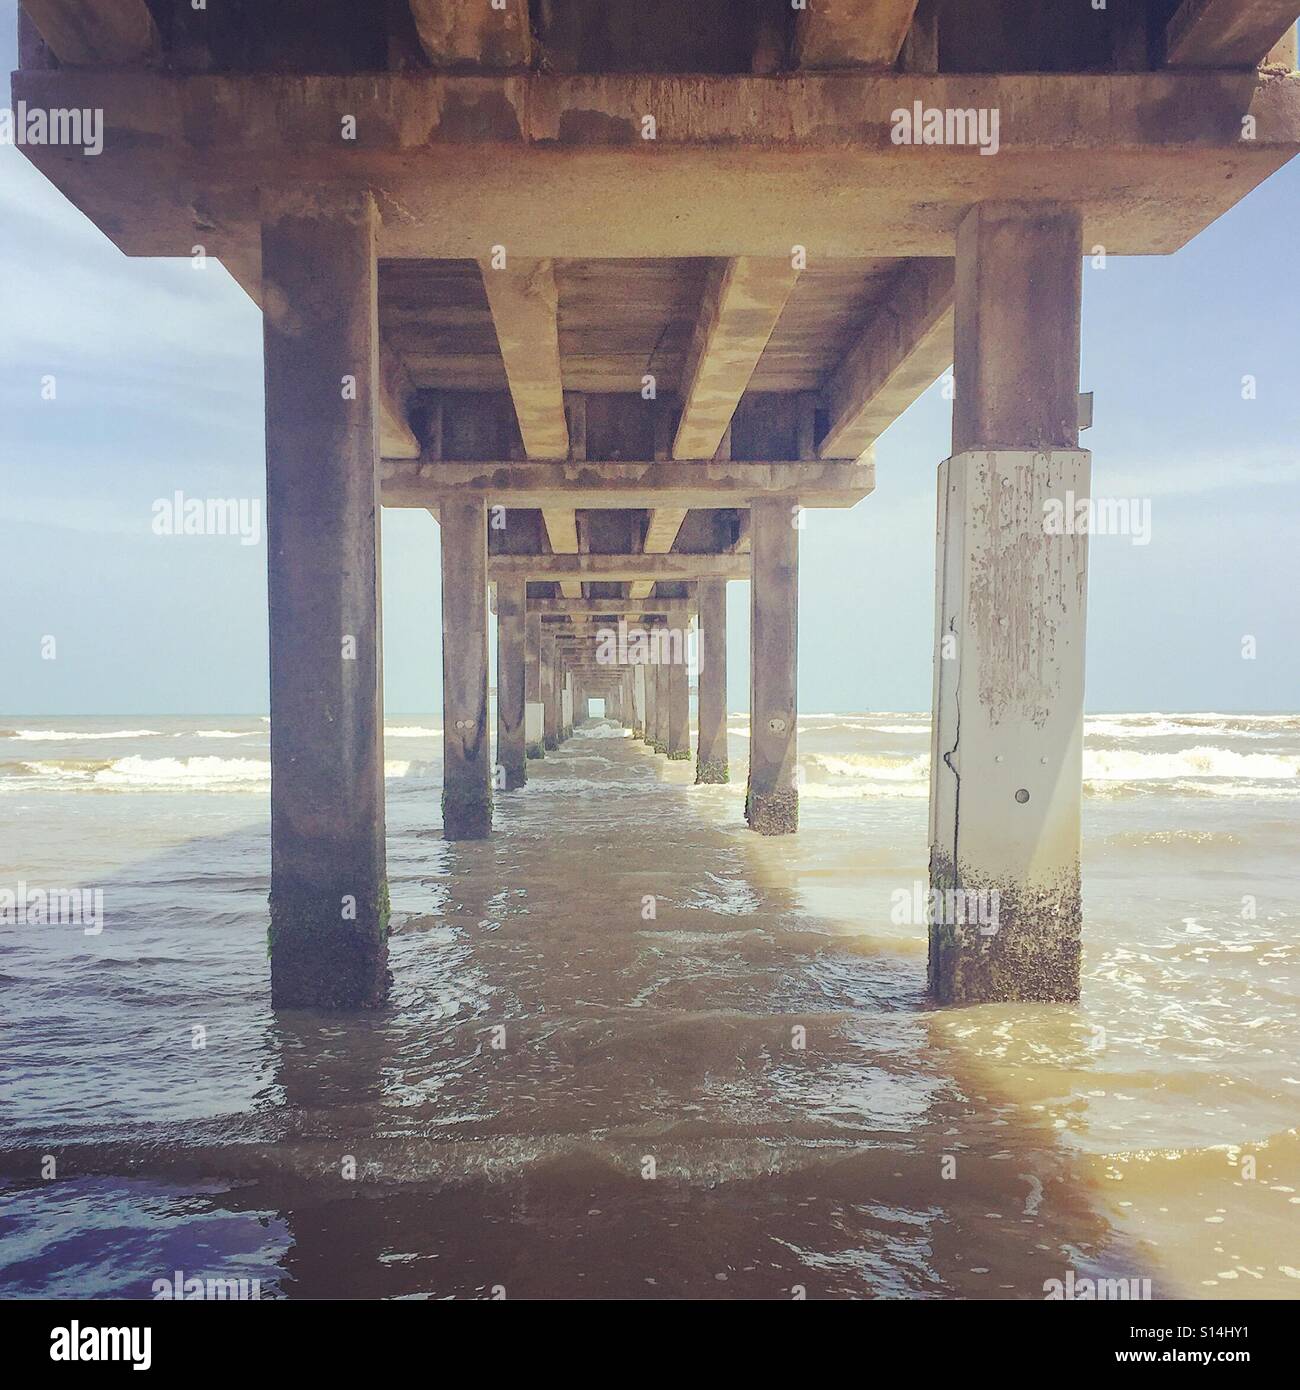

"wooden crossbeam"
[1166,1,1300,68]
[673,258,801,460]
[819,259,955,460]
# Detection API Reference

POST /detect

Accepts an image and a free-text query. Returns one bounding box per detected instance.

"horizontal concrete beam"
[408,0,531,69]
[794,0,920,70]
[381,459,873,508]
[673,258,801,459]
[1166,1,1300,68]
[23,0,157,65]
[525,599,695,615]
[820,259,955,459]
[479,257,568,458]
[379,354,420,460]
[490,554,748,581]
[13,71,1300,261]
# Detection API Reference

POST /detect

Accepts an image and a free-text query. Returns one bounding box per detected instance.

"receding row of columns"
[262,193,1086,1011]
[430,497,802,847]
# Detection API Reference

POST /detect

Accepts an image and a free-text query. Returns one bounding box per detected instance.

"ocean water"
[1,711,1297,1301]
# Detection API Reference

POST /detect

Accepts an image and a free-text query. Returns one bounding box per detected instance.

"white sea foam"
[797,743,1300,801]
[8,728,162,741]
[2,754,442,793]
[807,753,929,783]
[1084,746,1300,781]
[94,756,269,788]
[6,720,1297,797]
[1085,714,1295,740]
[800,779,929,801]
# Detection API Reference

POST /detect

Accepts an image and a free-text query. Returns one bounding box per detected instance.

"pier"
[13,0,1300,1010]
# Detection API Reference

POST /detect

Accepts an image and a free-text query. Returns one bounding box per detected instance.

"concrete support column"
[495,578,527,790]
[621,669,635,729]
[441,499,492,839]
[263,189,388,1010]
[653,646,670,753]
[929,201,1087,1005]
[667,609,691,760]
[695,578,729,783]
[746,498,799,835]
[561,669,573,739]
[525,610,544,758]
[542,631,559,749]
[641,658,655,745]
[631,665,645,737]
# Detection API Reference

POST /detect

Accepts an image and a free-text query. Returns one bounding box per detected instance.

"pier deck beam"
[929,201,1088,1005]
[495,577,527,789]
[746,498,799,834]
[263,190,388,1010]
[695,578,729,783]
[441,498,492,838]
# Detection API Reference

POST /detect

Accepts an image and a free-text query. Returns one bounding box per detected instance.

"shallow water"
[1,712,1298,1300]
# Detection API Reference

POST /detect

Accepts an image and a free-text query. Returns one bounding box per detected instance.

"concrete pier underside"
[18,0,1299,1007]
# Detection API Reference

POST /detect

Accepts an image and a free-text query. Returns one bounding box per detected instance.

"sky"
[2,6,1297,716]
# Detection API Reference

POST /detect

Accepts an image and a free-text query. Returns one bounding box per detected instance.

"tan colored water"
[2,713,1297,1299]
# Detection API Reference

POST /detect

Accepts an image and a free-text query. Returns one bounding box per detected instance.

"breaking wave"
[6,728,162,741]
[1084,746,1300,782]
[798,744,1300,800]
[0,755,442,793]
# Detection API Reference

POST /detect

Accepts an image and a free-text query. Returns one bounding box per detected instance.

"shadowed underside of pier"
[14,0,1300,1006]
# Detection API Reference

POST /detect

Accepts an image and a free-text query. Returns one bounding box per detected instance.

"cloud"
[1097,449,1300,499]
[0,148,260,379]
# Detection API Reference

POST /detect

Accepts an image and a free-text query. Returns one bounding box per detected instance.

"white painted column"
[929,201,1087,1004]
